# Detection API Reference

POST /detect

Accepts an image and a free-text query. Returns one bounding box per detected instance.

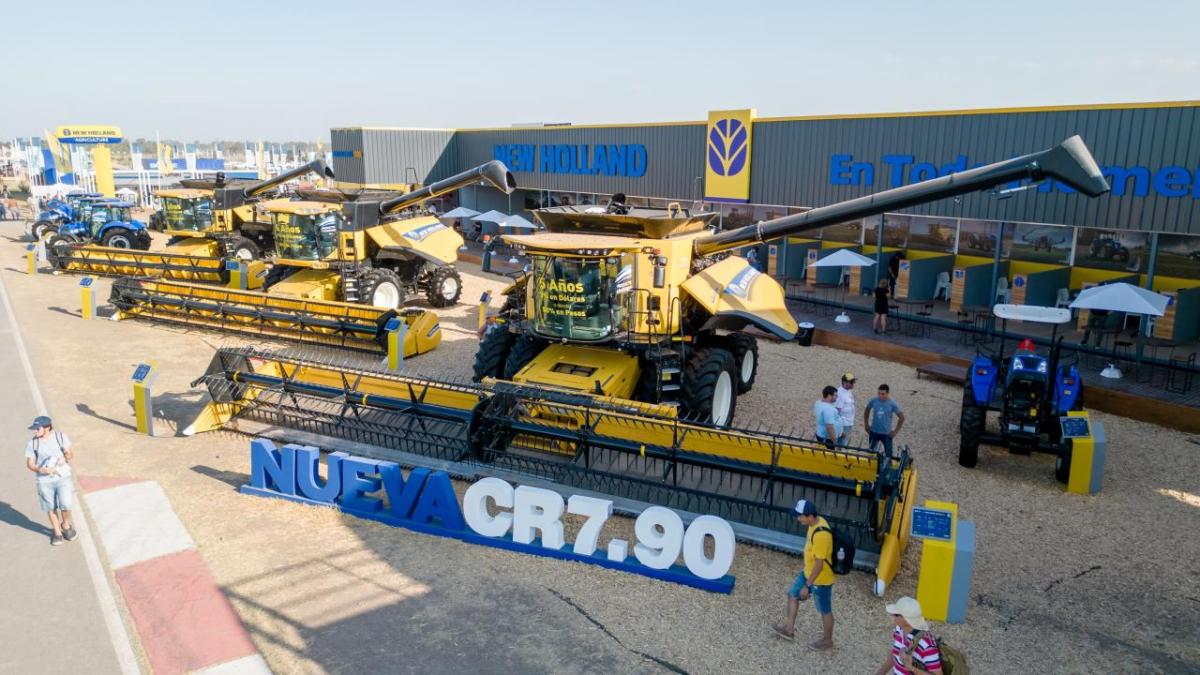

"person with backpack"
[23,416,77,546]
[877,596,948,674]
[772,499,836,650]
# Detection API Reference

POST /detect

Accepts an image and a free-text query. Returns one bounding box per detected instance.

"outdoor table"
[893,298,927,336]
[813,283,838,316]
[963,305,994,342]
[1135,336,1176,383]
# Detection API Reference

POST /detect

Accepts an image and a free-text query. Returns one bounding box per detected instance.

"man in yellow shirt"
[773,499,835,650]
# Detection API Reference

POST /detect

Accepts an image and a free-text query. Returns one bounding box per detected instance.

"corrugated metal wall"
[454,125,706,200]
[751,106,1199,234]
[330,128,365,184]
[330,105,1199,233]
[363,129,458,184]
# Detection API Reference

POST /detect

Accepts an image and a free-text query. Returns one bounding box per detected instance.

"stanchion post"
[385,318,406,371]
[132,361,159,436]
[25,244,37,275]
[478,290,492,334]
[913,500,975,624]
[79,277,97,319]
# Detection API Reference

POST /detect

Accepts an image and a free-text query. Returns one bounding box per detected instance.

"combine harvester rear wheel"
[187,347,919,594]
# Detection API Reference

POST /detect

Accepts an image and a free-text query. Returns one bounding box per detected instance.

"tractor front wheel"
[1055,440,1073,484]
[473,326,515,382]
[226,236,260,261]
[726,333,759,394]
[32,220,54,240]
[100,227,135,249]
[45,234,75,270]
[682,348,738,427]
[360,269,404,309]
[425,266,463,307]
[959,379,984,468]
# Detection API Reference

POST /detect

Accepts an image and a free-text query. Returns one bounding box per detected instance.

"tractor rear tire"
[726,333,759,394]
[46,234,74,270]
[503,335,545,379]
[959,379,984,468]
[1055,440,1073,484]
[360,269,405,309]
[425,267,463,308]
[100,227,136,249]
[226,236,260,261]
[682,348,738,427]
[473,327,515,382]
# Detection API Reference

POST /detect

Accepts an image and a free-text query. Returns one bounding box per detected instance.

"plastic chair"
[995,277,1011,304]
[934,272,952,301]
[1054,288,1071,308]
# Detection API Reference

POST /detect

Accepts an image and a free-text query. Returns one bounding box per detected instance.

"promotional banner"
[704,109,755,203]
[55,125,122,145]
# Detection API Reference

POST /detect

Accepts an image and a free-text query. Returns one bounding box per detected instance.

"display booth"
[1152,286,1200,342]
[809,243,858,286]
[1073,274,1138,331]
[895,250,955,301]
[783,237,819,281]
[949,256,1008,312]
[1009,261,1071,307]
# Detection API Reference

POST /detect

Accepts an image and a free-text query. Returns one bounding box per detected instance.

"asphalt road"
[0,256,130,674]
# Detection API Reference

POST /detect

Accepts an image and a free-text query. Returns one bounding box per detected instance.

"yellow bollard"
[79,277,97,320]
[913,500,975,624]
[1063,411,1106,495]
[385,318,406,371]
[131,362,159,436]
[25,244,36,275]
[477,290,492,334]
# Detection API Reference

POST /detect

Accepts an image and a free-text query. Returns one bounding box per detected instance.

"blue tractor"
[29,192,104,240]
[958,304,1082,483]
[46,199,151,250]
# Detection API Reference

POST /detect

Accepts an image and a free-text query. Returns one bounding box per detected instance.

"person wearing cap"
[835,373,857,446]
[876,596,942,675]
[23,416,76,546]
[772,498,835,650]
[813,386,842,450]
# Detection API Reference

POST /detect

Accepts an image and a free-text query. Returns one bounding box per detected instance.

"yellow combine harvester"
[184,137,1110,591]
[47,161,334,285]
[107,161,515,354]
[261,159,515,309]
[478,136,1111,427]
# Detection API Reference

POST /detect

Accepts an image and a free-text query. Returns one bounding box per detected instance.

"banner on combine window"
[704,109,755,203]
[241,439,737,593]
[55,125,123,145]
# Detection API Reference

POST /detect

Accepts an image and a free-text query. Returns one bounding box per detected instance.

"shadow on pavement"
[190,465,245,490]
[0,499,52,536]
[75,402,137,432]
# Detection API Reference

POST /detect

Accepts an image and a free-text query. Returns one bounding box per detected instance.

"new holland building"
[332,101,1200,342]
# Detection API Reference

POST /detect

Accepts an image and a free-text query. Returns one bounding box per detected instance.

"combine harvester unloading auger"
[106,161,516,355]
[184,137,1111,592]
[46,160,335,285]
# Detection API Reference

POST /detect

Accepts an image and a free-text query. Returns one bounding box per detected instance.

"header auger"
[481,136,1110,427]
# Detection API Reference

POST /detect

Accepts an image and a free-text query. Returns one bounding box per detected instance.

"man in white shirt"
[23,416,76,546]
[835,373,857,447]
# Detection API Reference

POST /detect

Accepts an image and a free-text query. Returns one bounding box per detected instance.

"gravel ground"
[4,222,1199,673]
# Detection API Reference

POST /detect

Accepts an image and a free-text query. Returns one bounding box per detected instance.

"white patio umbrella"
[810,249,876,323]
[471,209,508,224]
[440,206,480,219]
[1069,282,1170,379]
[497,214,537,232]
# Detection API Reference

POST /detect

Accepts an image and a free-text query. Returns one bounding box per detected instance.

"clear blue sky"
[6,0,1196,142]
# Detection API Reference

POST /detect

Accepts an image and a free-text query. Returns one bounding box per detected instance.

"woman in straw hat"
[876,596,943,674]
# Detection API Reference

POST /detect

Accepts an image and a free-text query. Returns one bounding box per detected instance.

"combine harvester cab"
[184,137,1111,592]
[107,161,516,356]
[45,161,334,285]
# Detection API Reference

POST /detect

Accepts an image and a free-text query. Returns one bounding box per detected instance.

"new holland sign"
[55,125,123,145]
[704,109,755,203]
[242,439,737,592]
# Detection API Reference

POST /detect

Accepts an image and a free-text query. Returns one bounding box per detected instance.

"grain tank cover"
[533,205,718,239]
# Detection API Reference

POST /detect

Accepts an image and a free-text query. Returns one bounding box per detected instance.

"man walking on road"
[24,416,77,545]
[864,384,905,457]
